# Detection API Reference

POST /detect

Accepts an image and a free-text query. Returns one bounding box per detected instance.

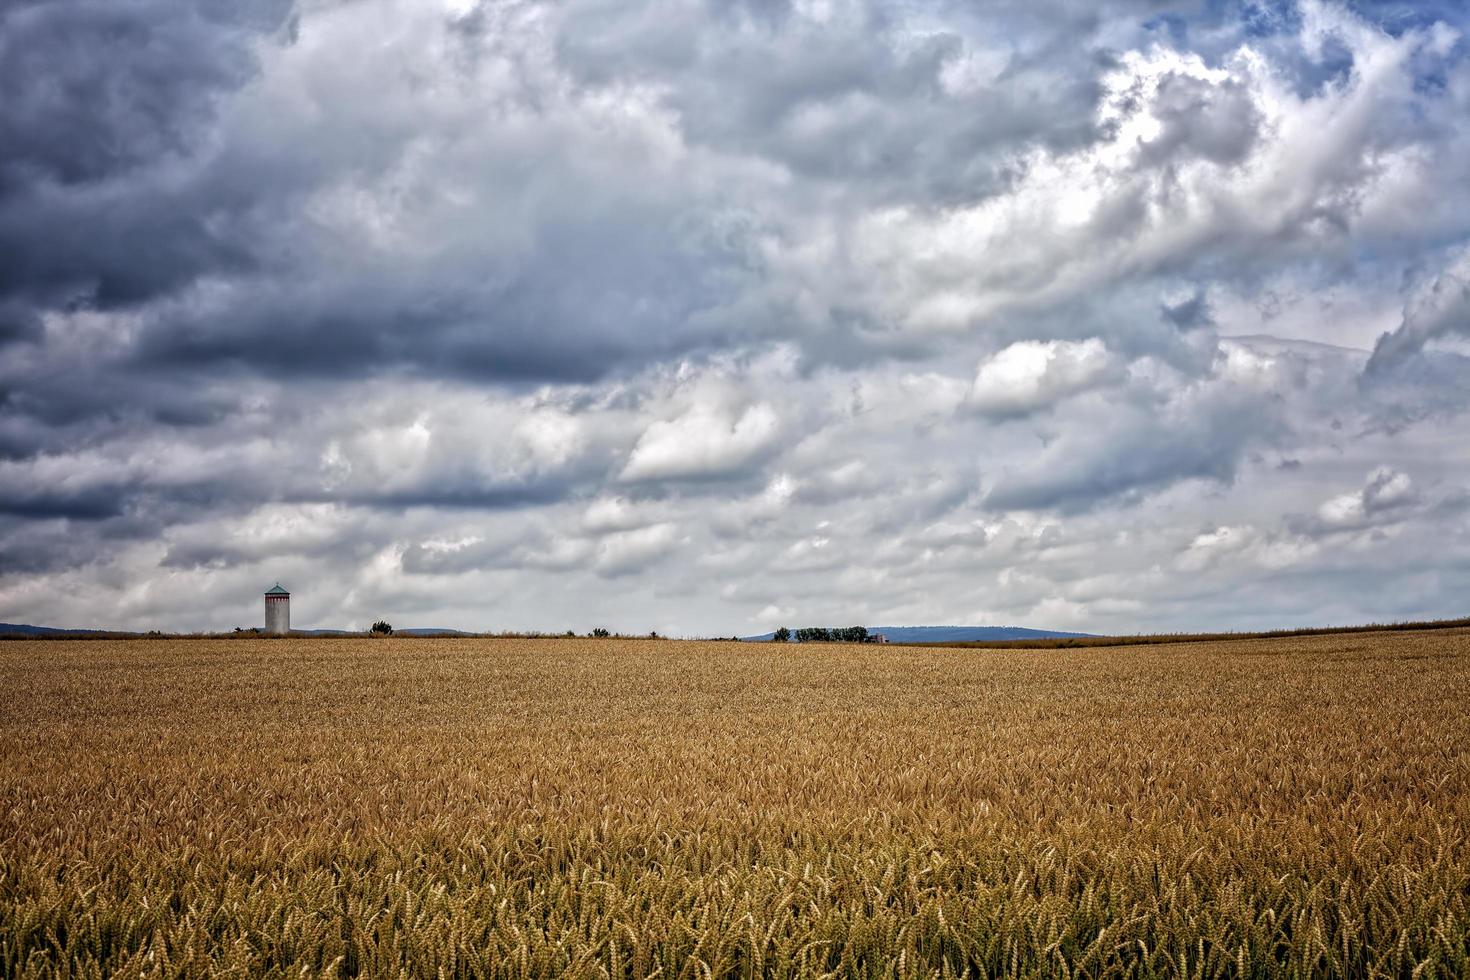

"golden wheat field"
[2,630,1468,978]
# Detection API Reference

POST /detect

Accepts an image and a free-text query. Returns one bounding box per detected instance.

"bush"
[370,621,393,636]
[591,628,611,637]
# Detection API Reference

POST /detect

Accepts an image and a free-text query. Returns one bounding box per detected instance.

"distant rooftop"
[264,583,290,596]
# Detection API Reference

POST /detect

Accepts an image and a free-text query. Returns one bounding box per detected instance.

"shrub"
[370,621,393,636]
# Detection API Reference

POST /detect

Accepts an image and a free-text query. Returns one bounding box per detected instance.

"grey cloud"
[0,301,42,349]
[554,3,1103,205]
[1138,73,1262,167]
[0,519,102,575]
[0,485,127,520]
[0,1,286,195]
[1161,289,1215,330]
[164,532,380,574]
[1365,250,1470,373]
[1358,350,1470,434]
[329,483,574,513]
[983,384,1277,513]
[0,2,289,315]
[1286,466,1470,538]
[400,537,519,576]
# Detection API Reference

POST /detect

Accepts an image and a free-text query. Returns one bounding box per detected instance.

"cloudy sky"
[3,0,1469,635]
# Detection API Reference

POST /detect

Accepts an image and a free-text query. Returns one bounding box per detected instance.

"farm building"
[264,584,290,635]
[867,632,889,644]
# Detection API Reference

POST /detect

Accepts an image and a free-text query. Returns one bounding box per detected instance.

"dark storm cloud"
[0,1,290,312]
[0,1,287,194]
[131,220,752,386]
[0,517,122,574]
[0,301,42,347]
[0,486,126,520]
[0,177,262,310]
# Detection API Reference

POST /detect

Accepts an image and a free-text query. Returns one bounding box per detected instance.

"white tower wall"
[265,595,290,634]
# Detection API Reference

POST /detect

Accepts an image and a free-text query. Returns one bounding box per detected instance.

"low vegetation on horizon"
[2,631,1468,976]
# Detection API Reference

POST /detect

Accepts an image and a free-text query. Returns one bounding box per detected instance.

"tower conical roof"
[264,583,290,596]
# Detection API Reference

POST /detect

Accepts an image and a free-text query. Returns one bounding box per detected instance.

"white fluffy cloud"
[1314,467,1420,530]
[968,338,1121,417]
[620,402,782,482]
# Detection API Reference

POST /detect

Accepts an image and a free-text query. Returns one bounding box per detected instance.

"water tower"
[264,583,290,635]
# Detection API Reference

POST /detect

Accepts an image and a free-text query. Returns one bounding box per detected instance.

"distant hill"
[742,625,1097,643]
[0,623,127,637]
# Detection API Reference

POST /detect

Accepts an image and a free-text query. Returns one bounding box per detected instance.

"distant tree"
[566,630,576,636]
[794,626,869,643]
[773,626,791,643]
[592,627,610,637]
[370,620,393,636]
[649,630,659,639]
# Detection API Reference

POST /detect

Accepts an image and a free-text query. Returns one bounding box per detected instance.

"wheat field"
[2,630,1468,977]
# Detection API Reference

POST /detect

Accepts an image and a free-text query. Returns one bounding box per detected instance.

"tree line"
[772,626,872,643]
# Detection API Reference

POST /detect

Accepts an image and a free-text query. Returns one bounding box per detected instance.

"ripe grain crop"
[2,631,1468,977]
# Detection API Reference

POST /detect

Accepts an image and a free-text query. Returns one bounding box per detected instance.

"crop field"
[2,631,1469,978]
